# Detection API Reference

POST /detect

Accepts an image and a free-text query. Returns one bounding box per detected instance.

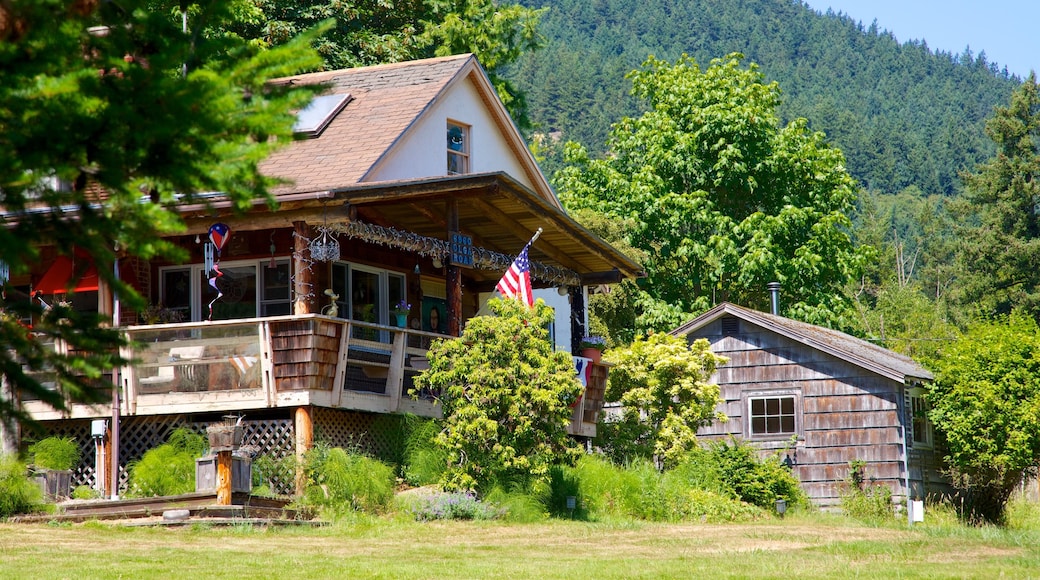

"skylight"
[293,93,352,138]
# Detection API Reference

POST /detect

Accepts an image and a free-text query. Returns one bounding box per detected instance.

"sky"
[803,1,1039,78]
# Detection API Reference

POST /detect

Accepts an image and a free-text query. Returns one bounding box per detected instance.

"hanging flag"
[207,263,224,321]
[496,228,541,307]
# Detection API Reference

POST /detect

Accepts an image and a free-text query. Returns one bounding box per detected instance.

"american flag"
[496,242,534,307]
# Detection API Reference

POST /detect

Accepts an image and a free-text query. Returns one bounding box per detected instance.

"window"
[159,259,292,322]
[447,122,469,175]
[908,388,932,448]
[293,93,352,138]
[331,262,406,342]
[749,395,796,437]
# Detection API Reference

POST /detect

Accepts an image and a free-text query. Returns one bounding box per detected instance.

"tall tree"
[955,74,1040,319]
[924,313,1040,525]
[555,54,869,330]
[0,0,322,427]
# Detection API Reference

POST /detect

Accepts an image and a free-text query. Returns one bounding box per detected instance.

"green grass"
[2,509,1040,579]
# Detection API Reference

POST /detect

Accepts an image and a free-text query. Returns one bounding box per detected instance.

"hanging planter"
[309,226,341,262]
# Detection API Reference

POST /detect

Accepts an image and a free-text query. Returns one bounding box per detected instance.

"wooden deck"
[22,314,608,437]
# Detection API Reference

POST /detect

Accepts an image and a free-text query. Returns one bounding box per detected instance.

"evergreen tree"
[0,0,322,425]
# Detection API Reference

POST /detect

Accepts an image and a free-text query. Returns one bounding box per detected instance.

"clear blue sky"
[803,1,1039,78]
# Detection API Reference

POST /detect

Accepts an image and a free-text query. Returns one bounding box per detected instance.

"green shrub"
[697,439,807,510]
[126,428,206,497]
[0,455,44,518]
[28,436,81,471]
[546,464,585,519]
[572,454,646,519]
[840,460,894,522]
[71,485,102,500]
[483,485,549,522]
[401,417,447,486]
[399,489,506,521]
[303,445,395,514]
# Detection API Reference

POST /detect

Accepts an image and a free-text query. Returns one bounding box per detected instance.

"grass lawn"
[2,511,1039,579]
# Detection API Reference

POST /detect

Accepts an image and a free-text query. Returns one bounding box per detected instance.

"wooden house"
[8,54,640,496]
[671,302,946,509]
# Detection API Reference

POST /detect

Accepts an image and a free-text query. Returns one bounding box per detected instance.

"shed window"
[447,122,469,175]
[749,396,796,436]
[908,388,932,449]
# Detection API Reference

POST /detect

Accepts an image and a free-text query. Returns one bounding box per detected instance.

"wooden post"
[293,221,316,315]
[0,376,19,455]
[569,286,587,355]
[216,450,233,506]
[294,406,314,497]
[445,200,463,337]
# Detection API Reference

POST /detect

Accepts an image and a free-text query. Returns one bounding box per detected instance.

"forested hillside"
[506,0,1020,198]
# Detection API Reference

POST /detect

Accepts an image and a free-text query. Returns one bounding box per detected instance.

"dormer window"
[294,93,352,138]
[447,121,469,175]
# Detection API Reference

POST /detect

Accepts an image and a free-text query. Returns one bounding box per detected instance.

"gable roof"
[671,302,934,383]
[261,54,560,208]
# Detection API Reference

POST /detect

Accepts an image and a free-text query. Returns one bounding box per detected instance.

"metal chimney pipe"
[767,282,781,315]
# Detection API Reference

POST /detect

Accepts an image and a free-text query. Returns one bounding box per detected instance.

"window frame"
[907,386,933,449]
[159,258,292,322]
[745,391,801,440]
[331,261,407,334]
[447,120,470,175]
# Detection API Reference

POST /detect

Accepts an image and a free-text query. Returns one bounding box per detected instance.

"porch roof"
[178,172,644,286]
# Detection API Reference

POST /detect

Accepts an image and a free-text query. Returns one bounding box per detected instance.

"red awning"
[34,255,99,295]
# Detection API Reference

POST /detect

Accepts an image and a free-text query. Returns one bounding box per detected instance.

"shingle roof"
[260,54,474,195]
[671,302,934,383]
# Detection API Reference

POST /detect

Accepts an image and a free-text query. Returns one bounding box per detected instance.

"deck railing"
[23,314,608,433]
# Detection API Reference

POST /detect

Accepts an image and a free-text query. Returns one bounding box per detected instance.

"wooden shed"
[671,302,948,509]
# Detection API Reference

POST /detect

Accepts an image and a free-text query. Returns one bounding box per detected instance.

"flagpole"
[530,227,543,245]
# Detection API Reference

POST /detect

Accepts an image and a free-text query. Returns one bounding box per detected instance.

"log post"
[216,450,232,506]
[446,199,463,337]
[294,406,314,497]
[293,221,317,315]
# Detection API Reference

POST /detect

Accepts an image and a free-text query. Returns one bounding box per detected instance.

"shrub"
[696,439,807,510]
[401,417,447,486]
[401,489,506,521]
[303,445,395,514]
[71,485,102,500]
[28,436,81,471]
[0,455,44,518]
[571,454,647,519]
[127,428,206,497]
[840,459,894,522]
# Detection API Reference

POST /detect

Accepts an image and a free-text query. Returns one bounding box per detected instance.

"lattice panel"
[313,407,396,459]
[31,420,97,490]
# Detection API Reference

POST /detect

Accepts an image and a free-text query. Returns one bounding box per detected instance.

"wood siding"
[689,316,944,508]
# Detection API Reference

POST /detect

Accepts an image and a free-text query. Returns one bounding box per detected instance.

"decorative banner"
[205,222,231,321]
[208,223,232,255]
[207,263,223,321]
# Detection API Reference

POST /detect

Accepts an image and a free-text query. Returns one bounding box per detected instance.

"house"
[9,54,641,496]
[671,302,946,509]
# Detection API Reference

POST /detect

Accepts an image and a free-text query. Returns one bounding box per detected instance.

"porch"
[22,314,608,437]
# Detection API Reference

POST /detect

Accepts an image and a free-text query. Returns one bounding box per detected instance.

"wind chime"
[205,223,231,321]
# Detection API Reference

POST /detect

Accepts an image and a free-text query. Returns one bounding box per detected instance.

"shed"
[671,302,948,508]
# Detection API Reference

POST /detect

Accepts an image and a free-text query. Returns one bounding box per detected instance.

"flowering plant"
[392,299,411,315]
[580,335,606,351]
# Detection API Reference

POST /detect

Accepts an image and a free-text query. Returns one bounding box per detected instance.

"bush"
[401,417,447,487]
[840,460,894,522]
[71,485,102,500]
[0,455,44,518]
[400,489,506,521]
[28,436,81,471]
[695,439,807,510]
[127,428,206,497]
[303,445,395,514]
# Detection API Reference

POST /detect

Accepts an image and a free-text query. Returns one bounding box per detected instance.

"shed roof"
[671,302,934,383]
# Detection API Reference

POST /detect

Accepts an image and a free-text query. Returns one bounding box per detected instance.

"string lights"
[330,220,581,286]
